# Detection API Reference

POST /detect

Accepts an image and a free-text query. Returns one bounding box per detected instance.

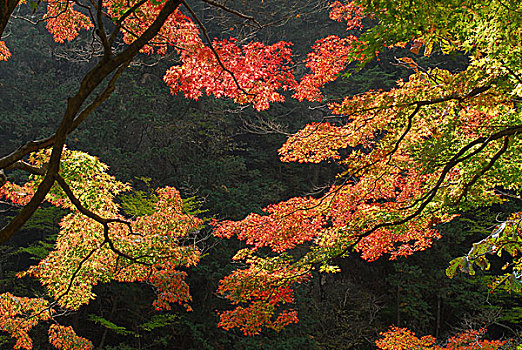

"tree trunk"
[435,294,441,339]
[98,300,118,350]
[396,284,401,326]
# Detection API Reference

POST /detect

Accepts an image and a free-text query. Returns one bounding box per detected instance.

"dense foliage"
[0,0,521,348]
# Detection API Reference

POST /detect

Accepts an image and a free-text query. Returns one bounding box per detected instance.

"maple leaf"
[48,325,93,350]
[164,39,297,111]
[45,0,94,43]
[1,0,522,343]
[0,293,51,350]
[1,151,201,347]
[214,0,522,332]
[0,41,10,61]
[376,326,506,350]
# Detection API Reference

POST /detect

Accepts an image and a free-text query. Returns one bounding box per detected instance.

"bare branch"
[0,61,130,172]
[6,161,46,175]
[201,0,260,27]
[70,61,130,131]
[93,0,111,55]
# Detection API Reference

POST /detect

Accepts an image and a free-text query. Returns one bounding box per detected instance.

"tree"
[0,0,521,348]
[0,0,300,347]
[0,150,202,349]
[213,0,522,339]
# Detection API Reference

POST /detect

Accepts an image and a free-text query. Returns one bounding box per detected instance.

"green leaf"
[88,314,135,336]
[446,257,464,278]
[138,314,180,332]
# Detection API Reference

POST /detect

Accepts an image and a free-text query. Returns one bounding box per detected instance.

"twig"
[181,0,253,98]
[200,0,260,27]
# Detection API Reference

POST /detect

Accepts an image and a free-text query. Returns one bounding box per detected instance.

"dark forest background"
[1,3,521,349]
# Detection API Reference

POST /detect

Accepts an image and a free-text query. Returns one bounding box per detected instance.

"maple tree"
[213,0,522,341]
[0,0,521,348]
[0,0,298,346]
[0,149,201,348]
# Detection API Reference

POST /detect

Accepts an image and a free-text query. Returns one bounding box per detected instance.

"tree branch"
[53,242,105,306]
[0,138,55,170]
[95,0,112,57]
[200,0,260,27]
[55,174,152,265]
[69,61,130,131]
[349,125,522,249]
[456,135,511,204]
[6,161,46,175]
[181,0,253,98]
[385,104,419,165]
[0,62,130,171]
[0,0,20,38]
[109,0,148,46]
[0,0,183,243]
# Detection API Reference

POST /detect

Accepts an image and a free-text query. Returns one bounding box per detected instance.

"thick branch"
[69,61,130,131]
[55,174,151,264]
[0,0,183,243]
[0,63,130,170]
[0,0,19,38]
[354,125,522,245]
[94,0,111,56]
[456,136,511,203]
[55,174,107,223]
[7,161,46,175]
[0,138,55,170]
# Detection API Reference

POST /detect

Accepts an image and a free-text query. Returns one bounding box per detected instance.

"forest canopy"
[0,0,521,348]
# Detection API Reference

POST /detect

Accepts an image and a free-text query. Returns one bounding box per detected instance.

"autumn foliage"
[376,327,506,350]
[0,40,10,61]
[0,293,51,349]
[0,0,521,347]
[0,151,201,348]
[212,0,522,340]
[48,325,93,350]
